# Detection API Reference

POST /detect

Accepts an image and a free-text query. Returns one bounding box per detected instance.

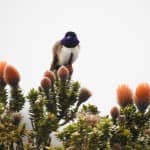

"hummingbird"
[50,31,80,71]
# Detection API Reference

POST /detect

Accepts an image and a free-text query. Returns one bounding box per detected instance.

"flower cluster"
[58,83,150,150]
[0,59,150,150]
[116,83,150,112]
[135,83,150,112]
[0,61,20,87]
[117,84,133,107]
[0,61,91,149]
[27,65,91,149]
[0,61,25,149]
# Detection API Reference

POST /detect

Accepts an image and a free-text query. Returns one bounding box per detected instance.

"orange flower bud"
[0,61,7,78]
[66,65,73,75]
[44,70,55,82]
[0,61,7,86]
[40,77,52,90]
[135,83,150,112]
[117,84,133,107]
[57,66,69,80]
[79,88,92,103]
[110,106,120,119]
[3,64,20,87]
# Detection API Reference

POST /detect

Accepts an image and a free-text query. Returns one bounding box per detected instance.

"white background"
[0,0,150,116]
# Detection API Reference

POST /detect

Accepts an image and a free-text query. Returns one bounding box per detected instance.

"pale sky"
[0,0,150,116]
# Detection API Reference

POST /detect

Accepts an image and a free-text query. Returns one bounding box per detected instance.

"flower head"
[3,64,20,87]
[135,83,150,112]
[79,88,92,103]
[0,61,7,78]
[57,66,69,80]
[117,84,133,107]
[0,61,7,86]
[110,106,120,120]
[66,65,73,75]
[40,77,52,90]
[44,70,55,82]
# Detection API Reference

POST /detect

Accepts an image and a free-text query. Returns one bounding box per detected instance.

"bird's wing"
[50,40,62,70]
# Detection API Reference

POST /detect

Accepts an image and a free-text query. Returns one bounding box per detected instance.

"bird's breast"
[58,46,80,65]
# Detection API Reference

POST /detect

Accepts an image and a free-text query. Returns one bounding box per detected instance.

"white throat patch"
[58,46,80,65]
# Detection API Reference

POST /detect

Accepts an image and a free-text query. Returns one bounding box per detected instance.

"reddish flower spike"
[0,61,7,86]
[44,70,55,82]
[40,77,52,90]
[57,66,69,80]
[117,84,133,107]
[135,83,150,112]
[110,106,120,119]
[79,88,92,103]
[3,64,20,87]
[0,61,7,79]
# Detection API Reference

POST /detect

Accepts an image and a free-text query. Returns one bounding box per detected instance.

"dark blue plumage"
[61,31,79,48]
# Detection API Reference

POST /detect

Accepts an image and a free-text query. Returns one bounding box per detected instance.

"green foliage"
[47,78,81,124]
[45,146,64,150]
[0,63,90,150]
[0,81,26,149]
[9,86,25,112]
[110,105,150,149]
[27,89,44,126]
[0,85,7,106]
[0,112,26,149]
[81,104,99,114]
[0,103,4,114]
[57,105,112,150]
[1,60,149,150]
[26,73,90,149]
[58,104,150,150]
[27,89,57,149]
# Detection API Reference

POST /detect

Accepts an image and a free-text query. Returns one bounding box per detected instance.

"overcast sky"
[0,0,150,116]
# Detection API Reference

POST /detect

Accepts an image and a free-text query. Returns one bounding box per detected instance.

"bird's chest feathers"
[58,46,79,65]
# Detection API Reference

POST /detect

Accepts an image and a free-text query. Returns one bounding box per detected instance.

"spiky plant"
[0,62,26,150]
[27,66,91,149]
[58,83,150,150]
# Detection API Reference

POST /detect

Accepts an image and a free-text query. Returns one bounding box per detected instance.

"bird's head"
[61,31,79,48]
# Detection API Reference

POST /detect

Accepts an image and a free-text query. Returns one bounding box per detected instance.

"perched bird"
[50,31,80,71]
